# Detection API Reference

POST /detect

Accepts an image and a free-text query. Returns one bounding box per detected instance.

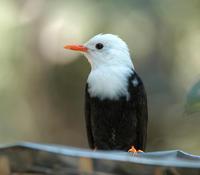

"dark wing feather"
[85,84,94,148]
[130,73,148,151]
[136,80,148,150]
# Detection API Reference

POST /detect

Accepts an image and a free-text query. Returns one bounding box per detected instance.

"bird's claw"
[128,146,143,155]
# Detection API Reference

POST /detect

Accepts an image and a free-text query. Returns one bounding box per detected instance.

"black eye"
[95,43,104,49]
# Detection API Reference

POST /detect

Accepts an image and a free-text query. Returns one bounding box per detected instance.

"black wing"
[130,72,148,151]
[85,84,94,149]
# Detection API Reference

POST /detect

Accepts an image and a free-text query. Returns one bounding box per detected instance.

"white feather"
[87,66,133,100]
[132,78,139,87]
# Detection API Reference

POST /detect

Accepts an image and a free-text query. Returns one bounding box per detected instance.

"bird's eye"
[95,43,104,50]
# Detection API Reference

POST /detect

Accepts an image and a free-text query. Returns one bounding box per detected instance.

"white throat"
[87,66,134,100]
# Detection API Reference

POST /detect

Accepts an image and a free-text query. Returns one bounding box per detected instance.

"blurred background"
[0,0,200,154]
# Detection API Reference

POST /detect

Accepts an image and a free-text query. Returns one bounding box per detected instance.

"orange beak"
[64,44,88,52]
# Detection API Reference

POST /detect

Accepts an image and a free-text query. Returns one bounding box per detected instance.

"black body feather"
[85,71,148,151]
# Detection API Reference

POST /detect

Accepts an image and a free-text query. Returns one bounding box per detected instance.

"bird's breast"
[87,66,133,100]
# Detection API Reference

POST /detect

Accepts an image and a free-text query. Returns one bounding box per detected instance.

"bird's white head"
[64,34,134,70]
[64,34,135,100]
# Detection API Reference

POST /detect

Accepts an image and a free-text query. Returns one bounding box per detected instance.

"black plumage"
[85,70,148,151]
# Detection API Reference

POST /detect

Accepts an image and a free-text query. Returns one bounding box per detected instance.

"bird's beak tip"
[64,45,70,49]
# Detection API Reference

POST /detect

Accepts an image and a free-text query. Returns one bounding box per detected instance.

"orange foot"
[128,146,143,155]
[94,146,98,152]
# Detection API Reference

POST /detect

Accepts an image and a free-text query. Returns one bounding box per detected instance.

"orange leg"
[128,146,143,155]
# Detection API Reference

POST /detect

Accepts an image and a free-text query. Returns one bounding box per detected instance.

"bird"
[64,34,148,152]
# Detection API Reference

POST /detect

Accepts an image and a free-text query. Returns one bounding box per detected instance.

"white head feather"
[83,34,134,70]
[84,34,135,100]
